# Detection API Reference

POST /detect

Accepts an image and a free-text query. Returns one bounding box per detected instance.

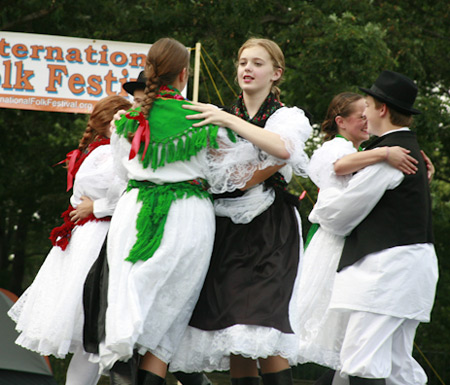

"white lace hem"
[169,325,299,373]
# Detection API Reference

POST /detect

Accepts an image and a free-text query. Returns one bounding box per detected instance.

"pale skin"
[330,97,420,176]
[69,196,94,223]
[183,45,292,376]
[353,95,434,181]
[109,88,146,133]
[183,45,289,160]
[132,89,145,108]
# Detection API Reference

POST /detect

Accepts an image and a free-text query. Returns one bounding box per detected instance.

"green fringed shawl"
[125,179,212,263]
[115,98,236,170]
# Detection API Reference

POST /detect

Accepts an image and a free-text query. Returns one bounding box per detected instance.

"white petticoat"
[93,189,215,373]
[169,324,299,373]
[8,220,110,358]
[292,227,346,366]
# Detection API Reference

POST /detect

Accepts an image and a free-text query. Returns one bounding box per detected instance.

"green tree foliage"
[1,0,449,382]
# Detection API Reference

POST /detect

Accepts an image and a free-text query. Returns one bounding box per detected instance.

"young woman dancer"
[8,95,132,385]
[95,38,269,385]
[291,92,419,371]
[168,38,313,385]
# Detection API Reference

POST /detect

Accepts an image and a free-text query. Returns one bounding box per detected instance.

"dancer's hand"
[70,196,94,223]
[421,150,435,182]
[183,102,231,127]
[386,146,418,175]
[109,109,127,134]
[183,102,289,159]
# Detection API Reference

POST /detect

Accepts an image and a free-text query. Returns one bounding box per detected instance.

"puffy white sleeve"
[258,106,312,177]
[308,138,356,190]
[204,127,260,194]
[110,129,132,183]
[309,163,404,236]
[93,174,127,218]
[70,142,127,218]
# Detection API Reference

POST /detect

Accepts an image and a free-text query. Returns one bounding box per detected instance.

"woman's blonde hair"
[237,38,285,100]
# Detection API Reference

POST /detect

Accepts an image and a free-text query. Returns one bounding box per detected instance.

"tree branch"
[1,2,59,30]
[260,14,301,25]
[422,30,449,40]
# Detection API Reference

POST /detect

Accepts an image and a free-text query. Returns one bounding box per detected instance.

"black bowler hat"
[123,71,147,95]
[359,70,421,115]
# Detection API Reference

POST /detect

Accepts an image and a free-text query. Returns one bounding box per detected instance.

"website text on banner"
[0,31,151,114]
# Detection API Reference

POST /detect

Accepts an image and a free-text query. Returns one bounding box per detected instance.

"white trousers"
[337,311,428,385]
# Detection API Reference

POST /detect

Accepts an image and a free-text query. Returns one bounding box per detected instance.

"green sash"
[125,179,212,263]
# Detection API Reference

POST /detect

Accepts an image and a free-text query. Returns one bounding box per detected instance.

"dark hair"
[140,38,190,119]
[78,95,132,152]
[321,92,363,141]
[372,96,413,127]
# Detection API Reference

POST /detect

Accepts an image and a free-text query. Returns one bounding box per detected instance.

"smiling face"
[364,95,384,136]
[237,45,282,97]
[336,98,369,147]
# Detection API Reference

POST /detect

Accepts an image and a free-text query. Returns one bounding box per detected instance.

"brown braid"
[139,64,161,120]
[78,122,96,153]
[321,92,363,142]
[128,38,190,142]
[78,95,132,153]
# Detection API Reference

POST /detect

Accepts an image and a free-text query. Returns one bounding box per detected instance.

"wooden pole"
[192,42,201,102]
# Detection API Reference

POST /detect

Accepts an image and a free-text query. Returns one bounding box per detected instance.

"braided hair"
[78,95,132,153]
[140,38,190,119]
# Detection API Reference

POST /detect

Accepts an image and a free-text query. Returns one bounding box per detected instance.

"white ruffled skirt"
[169,324,300,373]
[95,189,215,373]
[291,226,347,369]
[8,220,110,358]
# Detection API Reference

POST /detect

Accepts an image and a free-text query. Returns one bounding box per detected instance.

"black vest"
[338,131,434,271]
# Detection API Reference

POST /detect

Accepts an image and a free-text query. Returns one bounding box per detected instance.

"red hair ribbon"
[65,149,82,191]
[54,138,110,191]
[53,149,82,191]
[127,112,150,161]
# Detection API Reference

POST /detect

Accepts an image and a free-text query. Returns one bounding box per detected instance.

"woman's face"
[337,98,369,147]
[237,45,281,96]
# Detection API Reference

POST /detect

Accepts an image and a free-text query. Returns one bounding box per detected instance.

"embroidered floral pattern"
[228,92,284,127]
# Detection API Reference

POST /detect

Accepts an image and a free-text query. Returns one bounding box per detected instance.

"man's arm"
[309,162,404,236]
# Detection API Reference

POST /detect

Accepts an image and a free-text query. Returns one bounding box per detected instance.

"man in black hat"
[309,70,438,385]
[123,70,147,108]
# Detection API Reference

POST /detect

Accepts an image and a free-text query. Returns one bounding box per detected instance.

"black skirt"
[189,190,300,333]
[82,238,109,354]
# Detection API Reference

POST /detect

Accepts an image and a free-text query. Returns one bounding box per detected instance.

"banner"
[0,31,151,114]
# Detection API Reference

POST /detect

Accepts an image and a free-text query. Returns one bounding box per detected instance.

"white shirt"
[309,130,438,321]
